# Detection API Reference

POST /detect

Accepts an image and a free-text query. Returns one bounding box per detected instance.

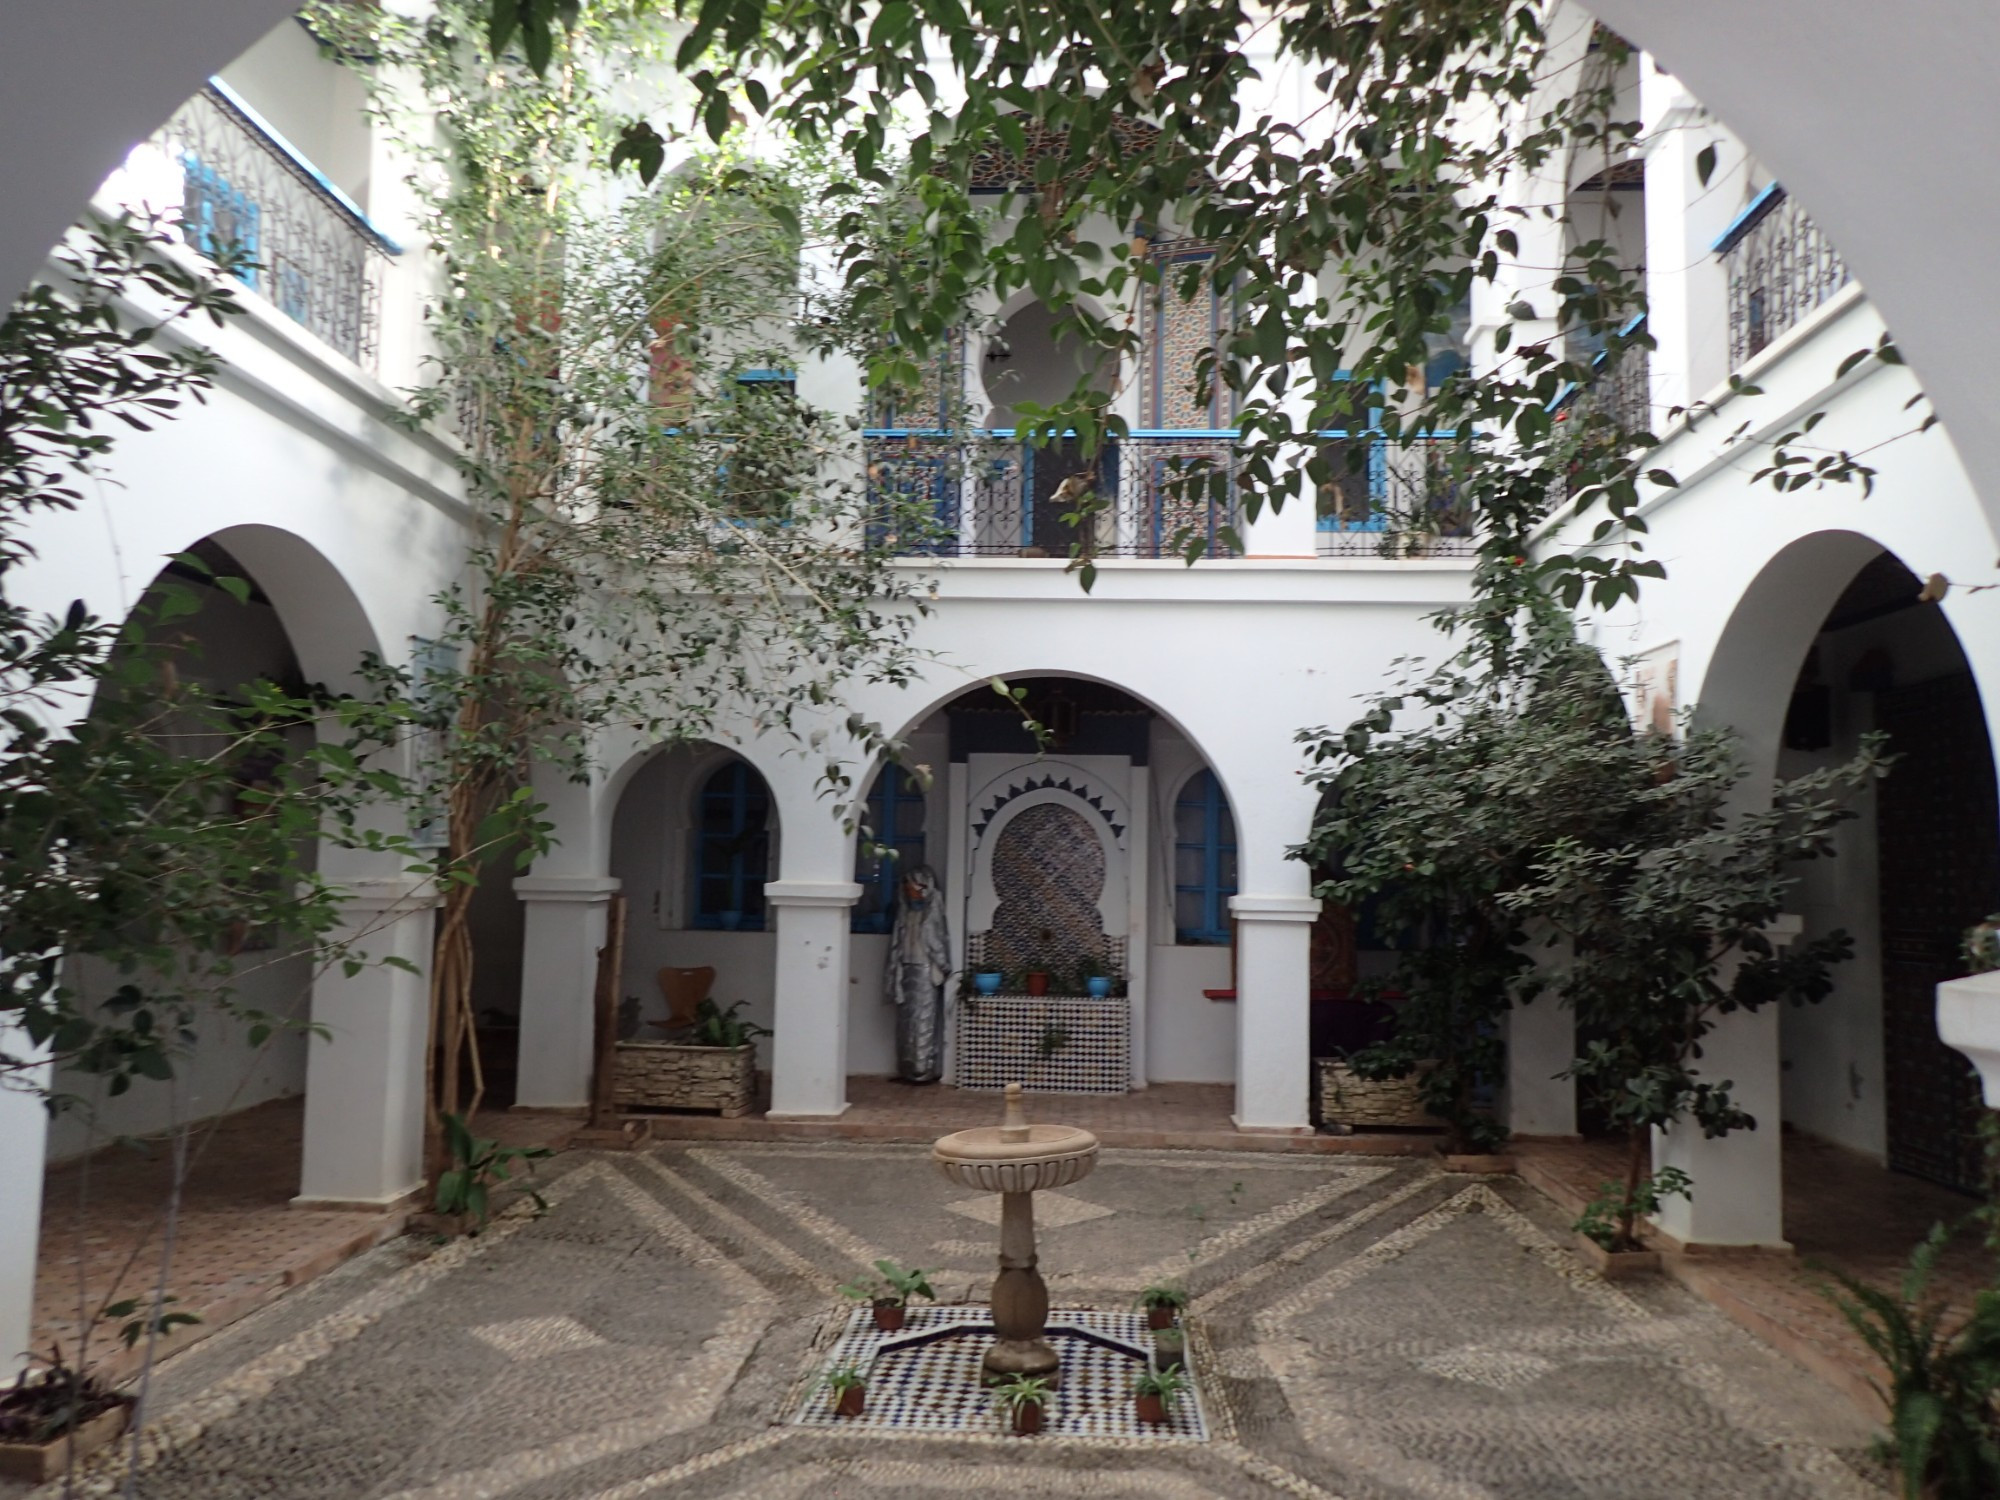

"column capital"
[1228,894,1322,925]
[339,875,442,914]
[764,880,864,909]
[513,874,621,903]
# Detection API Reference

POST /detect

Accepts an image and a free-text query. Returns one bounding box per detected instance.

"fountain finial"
[1001,1082,1030,1142]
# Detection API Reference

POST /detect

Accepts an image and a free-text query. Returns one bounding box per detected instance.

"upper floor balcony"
[864,429,1477,561]
[119,80,396,371]
[1717,184,1850,368]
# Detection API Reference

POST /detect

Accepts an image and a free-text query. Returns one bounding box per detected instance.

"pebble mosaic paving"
[790,1305,1207,1441]
[12,1142,1891,1500]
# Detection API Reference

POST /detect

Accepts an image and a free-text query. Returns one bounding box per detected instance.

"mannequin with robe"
[886,865,952,1083]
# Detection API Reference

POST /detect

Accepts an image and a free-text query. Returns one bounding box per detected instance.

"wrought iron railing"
[865,431,1240,559]
[1719,186,1850,367]
[1315,437,1477,558]
[150,83,391,368]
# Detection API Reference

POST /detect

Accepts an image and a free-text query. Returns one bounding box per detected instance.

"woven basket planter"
[614,1041,755,1117]
[1315,1057,1444,1130]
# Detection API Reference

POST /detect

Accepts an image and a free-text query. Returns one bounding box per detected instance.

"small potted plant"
[974,971,1003,995]
[1151,1324,1186,1372]
[823,1365,867,1418]
[1025,967,1051,997]
[841,1259,936,1331]
[1138,1282,1188,1330]
[1134,1365,1189,1427]
[992,1373,1051,1435]
[1075,954,1114,998]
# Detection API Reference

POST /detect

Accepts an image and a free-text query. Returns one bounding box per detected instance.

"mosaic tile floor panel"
[33,1144,1886,1500]
[791,1305,1208,1442]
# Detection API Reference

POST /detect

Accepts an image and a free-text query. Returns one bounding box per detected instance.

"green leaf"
[488,0,520,61]
[1695,144,1717,188]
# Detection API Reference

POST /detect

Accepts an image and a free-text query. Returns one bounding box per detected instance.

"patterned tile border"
[790,1305,1209,1443]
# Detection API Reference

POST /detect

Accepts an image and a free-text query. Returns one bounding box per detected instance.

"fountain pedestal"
[933,1084,1100,1384]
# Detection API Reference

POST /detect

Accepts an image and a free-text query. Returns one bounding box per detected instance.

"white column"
[513,875,620,1110]
[765,880,864,1119]
[1651,916,1800,1249]
[1126,764,1150,1089]
[1229,894,1321,1132]
[1641,60,1749,417]
[1502,997,1577,1139]
[296,876,438,1208]
[0,1027,51,1374]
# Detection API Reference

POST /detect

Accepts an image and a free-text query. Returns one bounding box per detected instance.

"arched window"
[1174,769,1237,945]
[692,760,772,929]
[852,764,928,933]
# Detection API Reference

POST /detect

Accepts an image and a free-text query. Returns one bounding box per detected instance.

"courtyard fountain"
[932,1083,1100,1381]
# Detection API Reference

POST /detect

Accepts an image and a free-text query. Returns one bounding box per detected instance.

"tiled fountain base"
[790,1304,1209,1441]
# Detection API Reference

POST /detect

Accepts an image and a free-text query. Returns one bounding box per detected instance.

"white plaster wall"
[216,17,375,206]
[1147,946,1236,1082]
[44,583,318,1161]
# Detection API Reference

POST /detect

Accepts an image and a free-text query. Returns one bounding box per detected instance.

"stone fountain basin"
[932,1122,1100,1193]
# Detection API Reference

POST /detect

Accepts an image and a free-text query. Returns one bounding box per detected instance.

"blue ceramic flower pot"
[974,972,1003,995]
[1087,976,1113,998]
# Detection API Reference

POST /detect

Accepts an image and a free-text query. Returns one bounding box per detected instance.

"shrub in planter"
[823,1365,867,1419]
[1139,1283,1188,1330]
[992,1374,1051,1435]
[426,1112,551,1235]
[1152,1326,1186,1371]
[1573,1166,1690,1267]
[841,1259,935,1331]
[1134,1365,1189,1427]
[0,1349,133,1484]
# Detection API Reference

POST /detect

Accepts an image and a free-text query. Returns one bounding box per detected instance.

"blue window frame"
[1174,770,1238,945]
[181,155,261,290]
[693,761,772,930]
[852,765,928,933]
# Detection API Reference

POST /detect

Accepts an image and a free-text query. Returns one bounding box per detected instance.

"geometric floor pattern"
[15,1142,1890,1500]
[789,1305,1208,1441]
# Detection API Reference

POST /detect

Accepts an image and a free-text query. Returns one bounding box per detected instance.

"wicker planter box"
[1315,1057,1443,1130]
[614,1041,756,1117]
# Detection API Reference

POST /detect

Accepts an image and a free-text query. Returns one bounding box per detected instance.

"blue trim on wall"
[692,761,772,930]
[1174,770,1237,945]
[852,765,927,934]
[1711,182,1785,257]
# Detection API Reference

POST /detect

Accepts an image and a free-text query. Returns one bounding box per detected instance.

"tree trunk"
[1617,1125,1648,1252]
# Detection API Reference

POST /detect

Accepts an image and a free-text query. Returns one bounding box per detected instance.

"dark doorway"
[1877,670,2000,1192]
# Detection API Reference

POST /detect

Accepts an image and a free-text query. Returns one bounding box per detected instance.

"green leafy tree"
[308,0,937,1138]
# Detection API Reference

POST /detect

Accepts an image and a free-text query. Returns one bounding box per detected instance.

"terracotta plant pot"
[835,1384,866,1418]
[1025,972,1050,997]
[1012,1401,1043,1435]
[1135,1392,1167,1427]
[872,1302,905,1332]
[1146,1304,1177,1331]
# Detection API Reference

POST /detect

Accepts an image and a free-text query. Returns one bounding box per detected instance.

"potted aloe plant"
[823,1365,867,1419]
[841,1259,935,1332]
[1134,1365,1189,1427]
[1138,1282,1188,1330]
[992,1374,1051,1435]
